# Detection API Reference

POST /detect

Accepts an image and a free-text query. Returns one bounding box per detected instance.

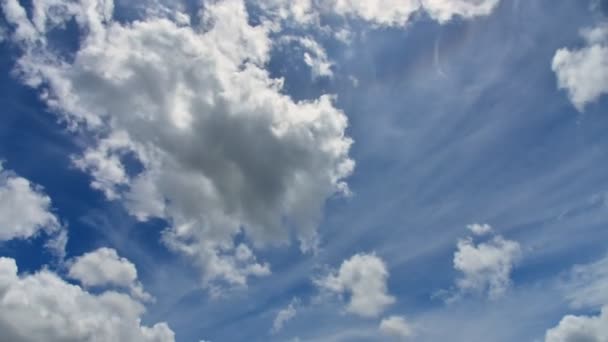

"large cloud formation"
[552,24,608,111]
[315,253,395,317]
[1,0,354,288]
[0,257,174,342]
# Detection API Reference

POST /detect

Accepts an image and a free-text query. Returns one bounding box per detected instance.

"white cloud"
[467,223,493,236]
[315,253,395,317]
[452,227,521,299]
[0,257,174,342]
[2,0,354,289]
[0,163,64,256]
[68,247,152,301]
[552,24,608,111]
[545,306,608,342]
[272,298,299,334]
[379,316,414,340]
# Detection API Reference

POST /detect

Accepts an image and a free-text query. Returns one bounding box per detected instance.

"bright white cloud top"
[315,253,395,317]
[0,257,174,342]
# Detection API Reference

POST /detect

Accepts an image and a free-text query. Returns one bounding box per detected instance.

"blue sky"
[1,0,608,341]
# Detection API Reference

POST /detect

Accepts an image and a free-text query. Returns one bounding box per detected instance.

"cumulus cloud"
[379,316,414,340]
[0,257,174,342]
[0,163,65,256]
[271,298,299,334]
[68,247,152,301]
[545,306,608,342]
[315,253,395,317]
[1,0,354,289]
[552,24,608,111]
[452,224,521,300]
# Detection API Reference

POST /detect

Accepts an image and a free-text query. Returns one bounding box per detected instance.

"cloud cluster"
[452,224,521,300]
[0,163,172,340]
[0,257,174,342]
[1,0,354,288]
[315,253,395,317]
[552,24,608,111]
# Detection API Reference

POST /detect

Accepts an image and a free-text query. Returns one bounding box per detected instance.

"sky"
[0,0,608,341]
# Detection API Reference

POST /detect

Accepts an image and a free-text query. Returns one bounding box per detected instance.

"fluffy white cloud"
[552,25,608,111]
[545,306,608,342]
[452,225,521,299]
[271,298,299,334]
[0,163,64,255]
[2,0,353,289]
[379,316,414,340]
[0,257,174,342]
[315,253,395,317]
[68,247,151,301]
